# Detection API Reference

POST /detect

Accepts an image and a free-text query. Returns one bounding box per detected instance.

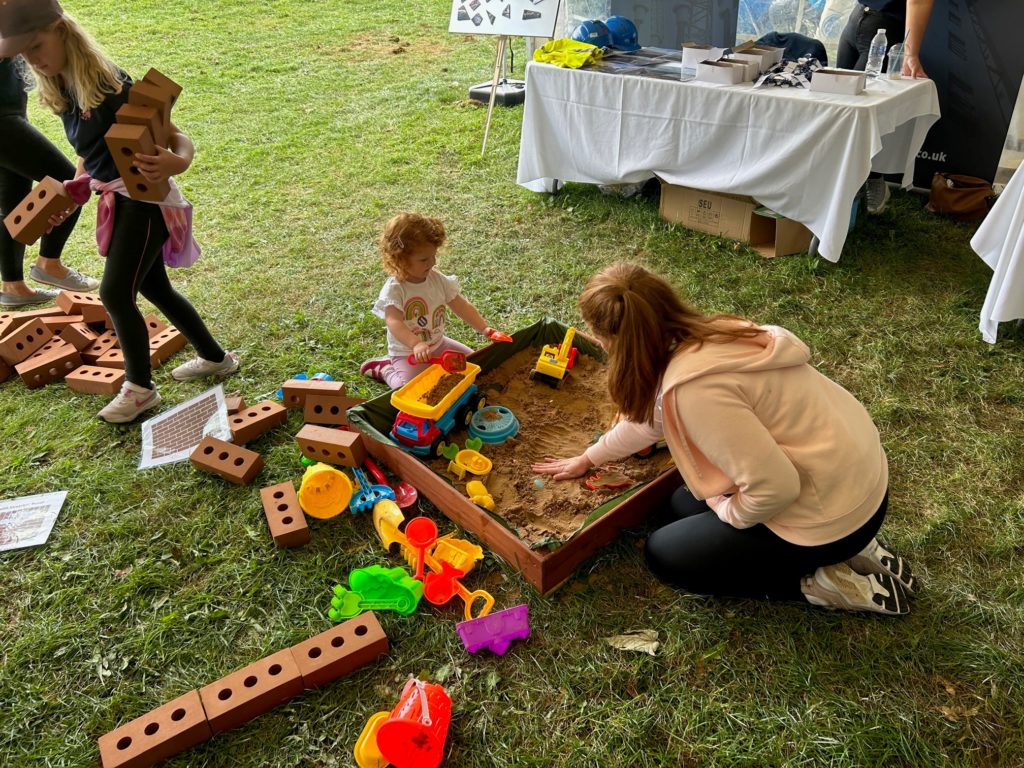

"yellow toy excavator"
[530,326,578,388]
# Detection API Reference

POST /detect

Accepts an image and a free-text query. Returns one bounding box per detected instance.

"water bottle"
[864,28,888,77]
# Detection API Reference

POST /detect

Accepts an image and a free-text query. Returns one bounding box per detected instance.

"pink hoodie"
[591,325,888,546]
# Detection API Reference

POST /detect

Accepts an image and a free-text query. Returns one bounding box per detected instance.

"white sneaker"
[801,562,909,616]
[171,351,240,382]
[97,382,162,423]
[29,264,100,292]
[846,538,917,594]
[864,178,891,215]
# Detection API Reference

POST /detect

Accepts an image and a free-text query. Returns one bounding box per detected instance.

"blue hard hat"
[571,19,612,49]
[604,16,641,51]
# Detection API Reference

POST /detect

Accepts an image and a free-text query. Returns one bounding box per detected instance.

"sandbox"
[349,319,680,594]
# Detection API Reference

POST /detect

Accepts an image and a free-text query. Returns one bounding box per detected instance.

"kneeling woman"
[534,262,916,615]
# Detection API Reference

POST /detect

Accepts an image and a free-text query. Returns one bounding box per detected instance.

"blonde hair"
[30,14,123,114]
[579,262,767,425]
[379,212,446,282]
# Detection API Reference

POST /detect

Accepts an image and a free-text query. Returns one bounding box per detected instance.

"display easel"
[479,35,525,157]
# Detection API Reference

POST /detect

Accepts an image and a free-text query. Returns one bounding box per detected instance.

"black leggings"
[0,112,81,281]
[101,195,224,387]
[644,486,888,601]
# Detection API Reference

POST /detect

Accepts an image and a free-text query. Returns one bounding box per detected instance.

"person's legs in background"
[0,114,98,301]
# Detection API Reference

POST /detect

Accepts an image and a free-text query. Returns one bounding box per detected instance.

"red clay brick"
[190,436,264,485]
[15,342,82,389]
[65,365,126,395]
[143,313,168,337]
[302,393,367,426]
[295,424,367,467]
[289,612,388,690]
[61,322,100,351]
[2,176,73,246]
[259,481,309,548]
[81,331,119,364]
[199,649,303,735]
[280,378,346,410]
[148,328,186,366]
[43,314,85,333]
[97,689,211,768]
[0,320,53,365]
[229,400,288,445]
[225,393,246,414]
[104,123,169,202]
[56,291,108,325]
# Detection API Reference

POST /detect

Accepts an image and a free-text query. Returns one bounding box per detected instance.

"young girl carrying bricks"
[5,0,239,423]
[360,212,507,389]
[533,262,917,616]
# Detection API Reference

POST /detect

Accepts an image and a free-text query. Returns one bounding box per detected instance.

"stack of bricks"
[97,612,388,768]
[105,68,182,202]
[0,293,186,392]
[282,377,369,465]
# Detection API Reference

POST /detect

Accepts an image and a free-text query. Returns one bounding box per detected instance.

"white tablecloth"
[517,62,940,262]
[972,162,1024,343]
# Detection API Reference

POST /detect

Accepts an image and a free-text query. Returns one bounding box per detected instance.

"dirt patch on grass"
[422,348,671,546]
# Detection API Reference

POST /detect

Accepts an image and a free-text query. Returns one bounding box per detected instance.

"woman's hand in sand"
[532,454,593,481]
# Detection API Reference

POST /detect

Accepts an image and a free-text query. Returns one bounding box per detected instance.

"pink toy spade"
[364,456,418,511]
[406,349,466,373]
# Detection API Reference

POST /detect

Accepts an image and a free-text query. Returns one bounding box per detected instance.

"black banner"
[915,0,1024,188]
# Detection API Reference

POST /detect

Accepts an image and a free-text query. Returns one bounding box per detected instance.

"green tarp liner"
[347,317,660,550]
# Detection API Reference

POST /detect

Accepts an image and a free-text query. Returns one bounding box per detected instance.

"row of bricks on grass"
[98,612,388,768]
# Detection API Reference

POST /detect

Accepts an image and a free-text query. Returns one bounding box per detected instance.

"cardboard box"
[695,60,745,85]
[658,183,812,258]
[681,43,725,71]
[720,56,759,81]
[810,68,867,95]
[735,41,783,67]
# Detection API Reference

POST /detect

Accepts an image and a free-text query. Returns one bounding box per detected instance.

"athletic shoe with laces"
[171,351,240,382]
[29,264,100,292]
[97,382,161,423]
[801,562,909,616]
[864,178,891,215]
[0,287,59,307]
[359,357,393,383]
[847,537,917,594]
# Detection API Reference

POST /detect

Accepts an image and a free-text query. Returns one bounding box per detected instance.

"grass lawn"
[2,1,1023,766]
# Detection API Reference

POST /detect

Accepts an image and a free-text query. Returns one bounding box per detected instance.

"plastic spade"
[484,327,513,343]
[364,456,419,511]
[406,349,467,373]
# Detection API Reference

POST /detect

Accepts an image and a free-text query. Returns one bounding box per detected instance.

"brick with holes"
[295,424,367,467]
[115,103,167,150]
[143,313,168,337]
[15,342,82,388]
[229,400,288,445]
[259,481,309,548]
[142,69,183,111]
[104,123,170,202]
[97,689,211,768]
[0,308,64,338]
[198,648,304,735]
[0,357,11,383]
[2,176,74,246]
[0,319,53,365]
[81,330,119,364]
[289,612,388,690]
[190,435,264,485]
[61,321,100,351]
[126,79,173,140]
[56,291,109,325]
[148,328,187,366]
[302,393,367,426]
[24,337,71,361]
[42,314,84,334]
[280,378,346,410]
[66,365,126,395]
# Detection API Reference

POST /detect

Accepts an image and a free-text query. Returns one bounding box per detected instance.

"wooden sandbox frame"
[348,319,682,595]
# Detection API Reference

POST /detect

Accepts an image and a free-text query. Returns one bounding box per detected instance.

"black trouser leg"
[644,486,888,601]
[100,196,224,387]
[0,114,80,281]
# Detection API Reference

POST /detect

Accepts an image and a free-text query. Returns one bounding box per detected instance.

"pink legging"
[383,336,473,389]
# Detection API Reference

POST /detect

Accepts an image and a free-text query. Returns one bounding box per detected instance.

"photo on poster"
[0,491,68,552]
[449,0,560,37]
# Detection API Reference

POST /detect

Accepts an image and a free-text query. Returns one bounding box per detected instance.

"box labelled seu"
[658,181,813,258]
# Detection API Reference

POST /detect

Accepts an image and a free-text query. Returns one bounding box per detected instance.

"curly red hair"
[379,212,446,281]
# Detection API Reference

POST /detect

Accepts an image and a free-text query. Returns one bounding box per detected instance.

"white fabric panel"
[971,162,1024,343]
[517,62,940,262]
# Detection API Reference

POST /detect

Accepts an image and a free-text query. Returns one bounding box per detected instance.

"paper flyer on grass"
[0,491,68,552]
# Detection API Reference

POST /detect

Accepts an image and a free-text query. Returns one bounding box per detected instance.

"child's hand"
[532,454,593,481]
[133,146,188,183]
[45,201,79,234]
[412,342,433,362]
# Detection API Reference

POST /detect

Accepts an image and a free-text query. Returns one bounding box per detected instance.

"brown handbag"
[925,172,994,222]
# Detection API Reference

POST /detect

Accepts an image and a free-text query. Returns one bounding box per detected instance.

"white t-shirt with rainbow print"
[372,270,462,357]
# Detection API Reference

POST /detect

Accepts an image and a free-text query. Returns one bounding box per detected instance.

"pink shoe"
[359,358,392,383]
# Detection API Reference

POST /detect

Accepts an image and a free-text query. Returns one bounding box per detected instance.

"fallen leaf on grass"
[605,629,659,656]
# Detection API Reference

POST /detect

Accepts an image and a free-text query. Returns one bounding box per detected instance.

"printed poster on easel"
[449,0,560,37]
